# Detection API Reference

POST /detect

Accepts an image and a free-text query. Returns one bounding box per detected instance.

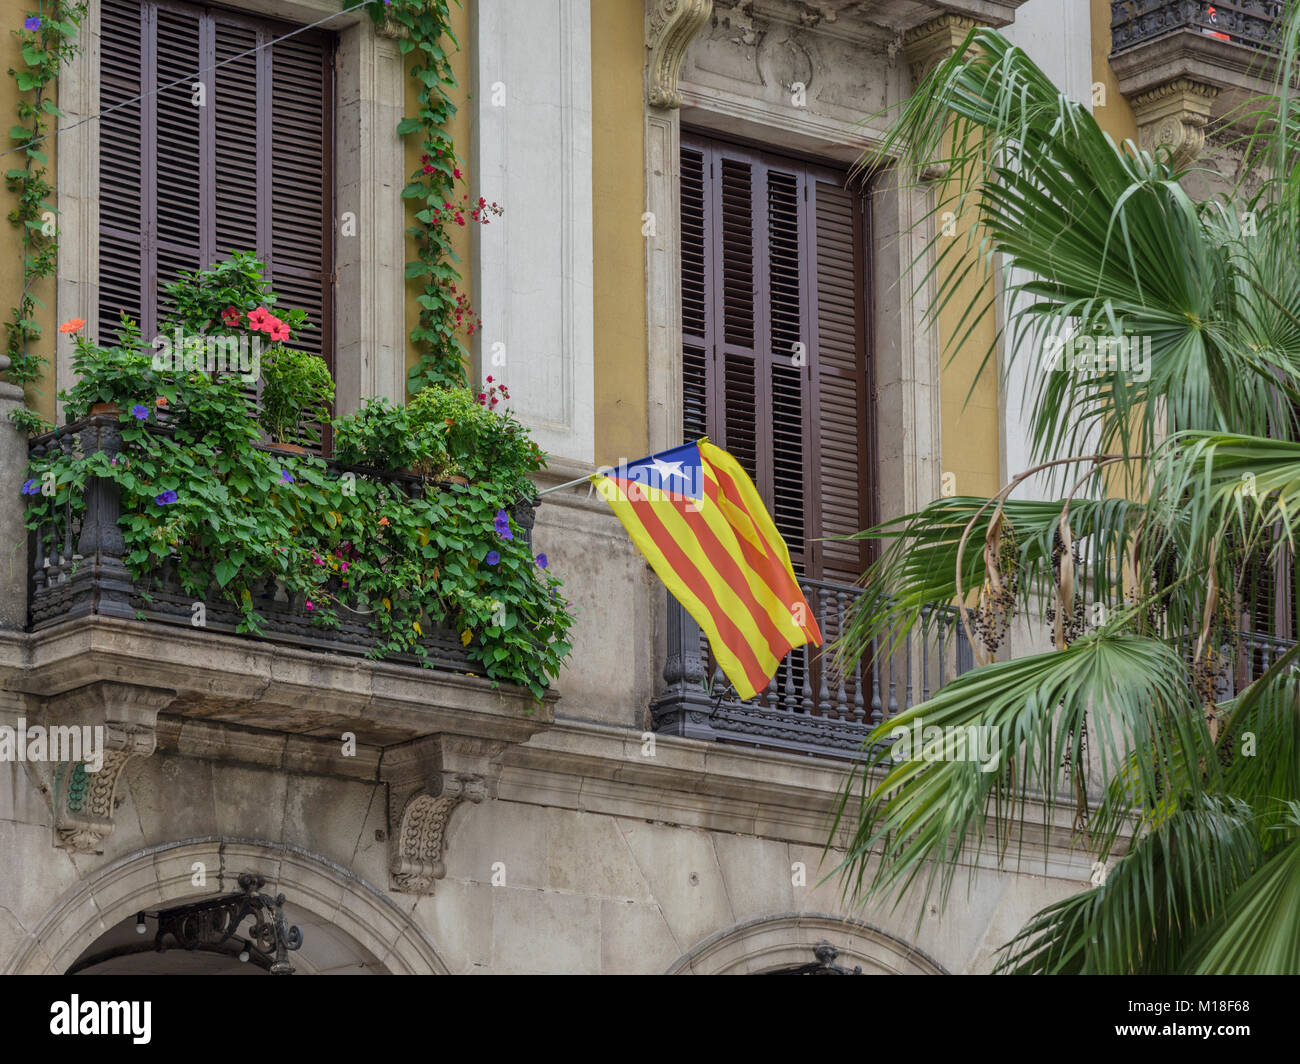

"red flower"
[268,320,291,343]
[220,305,241,327]
[454,168,462,179]
[477,393,486,401]
[423,164,434,174]
[486,376,494,383]
[247,306,273,332]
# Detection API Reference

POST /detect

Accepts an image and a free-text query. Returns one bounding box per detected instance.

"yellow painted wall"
[1091,0,1138,147]
[403,0,473,393]
[937,181,1000,502]
[590,0,647,463]
[3,0,57,425]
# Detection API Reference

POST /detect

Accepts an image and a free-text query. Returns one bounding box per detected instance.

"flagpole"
[534,438,707,498]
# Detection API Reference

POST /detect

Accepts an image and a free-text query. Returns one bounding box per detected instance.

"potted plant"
[332,397,427,472]
[57,315,159,421]
[407,380,542,498]
[259,345,334,452]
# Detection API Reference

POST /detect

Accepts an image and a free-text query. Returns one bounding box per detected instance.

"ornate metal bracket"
[32,682,175,854]
[646,0,713,109]
[152,873,303,975]
[382,735,505,894]
[765,941,862,975]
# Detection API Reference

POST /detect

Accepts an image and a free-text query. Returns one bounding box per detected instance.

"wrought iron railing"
[652,580,974,758]
[25,415,533,672]
[1111,1,1285,54]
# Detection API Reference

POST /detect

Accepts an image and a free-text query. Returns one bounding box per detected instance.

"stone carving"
[1130,78,1220,170]
[382,734,505,894]
[647,0,714,107]
[42,682,173,854]
[756,28,813,92]
[391,773,488,893]
[902,13,977,89]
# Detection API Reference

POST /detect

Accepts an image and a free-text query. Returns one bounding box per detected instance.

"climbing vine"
[4,3,85,433]
[365,0,497,394]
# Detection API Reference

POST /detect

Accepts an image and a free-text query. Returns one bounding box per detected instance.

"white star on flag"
[649,456,688,484]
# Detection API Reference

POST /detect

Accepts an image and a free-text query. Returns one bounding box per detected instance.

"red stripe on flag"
[626,491,773,695]
[701,467,822,644]
[667,493,806,660]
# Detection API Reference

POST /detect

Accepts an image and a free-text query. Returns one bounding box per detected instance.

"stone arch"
[5,836,447,975]
[667,913,948,975]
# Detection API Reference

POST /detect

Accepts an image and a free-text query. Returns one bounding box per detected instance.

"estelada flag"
[591,439,821,700]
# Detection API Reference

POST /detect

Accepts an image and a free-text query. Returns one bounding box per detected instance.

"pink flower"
[305,600,314,612]
[247,306,273,332]
[453,168,462,179]
[268,320,291,343]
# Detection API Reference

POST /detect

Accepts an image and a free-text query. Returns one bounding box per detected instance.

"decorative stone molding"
[903,13,977,89]
[646,0,714,108]
[382,735,506,894]
[37,681,175,854]
[1129,78,1221,171]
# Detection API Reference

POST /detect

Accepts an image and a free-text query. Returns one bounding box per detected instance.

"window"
[679,133,873,586]
[98,0,335,372]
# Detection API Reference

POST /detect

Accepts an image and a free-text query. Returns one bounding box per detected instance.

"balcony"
[11,414,554,884]
[652,577,1297,759]
[25,415,537,673]
[1109,2,1288,171]
[653,582,974,759]
[1111,1,1284,54]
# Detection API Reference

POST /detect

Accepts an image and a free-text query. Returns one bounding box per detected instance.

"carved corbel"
[383,735,506,895]
[902,13,977,90]
[1129,78,1220,171]
[646,0,713,109]
[31,682,175,854]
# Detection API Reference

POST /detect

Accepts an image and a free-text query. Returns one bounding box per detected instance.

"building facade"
[0,0,1278,974]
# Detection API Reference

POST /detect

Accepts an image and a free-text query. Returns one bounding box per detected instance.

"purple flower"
[485,550,500,566]
[536,553,548,569]
[20,478,38,495]
[280,468,294,484]
[154,489,178,506]
[493,508,514,540]
[23,16,41,32]
[130,404,149,420]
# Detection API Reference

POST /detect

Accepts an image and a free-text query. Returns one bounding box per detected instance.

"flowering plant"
[23,258,571,698]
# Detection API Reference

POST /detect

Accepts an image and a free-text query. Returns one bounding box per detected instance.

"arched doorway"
[667,913,948,975]
[7,837,447,975]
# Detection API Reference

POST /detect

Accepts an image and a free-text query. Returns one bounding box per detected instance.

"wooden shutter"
[679,134,872,585]
[98,0,334,374]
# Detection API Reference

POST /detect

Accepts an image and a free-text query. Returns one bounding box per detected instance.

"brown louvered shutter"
[809,177,870,584]
[98,0,334,375]
[679,134,872,584]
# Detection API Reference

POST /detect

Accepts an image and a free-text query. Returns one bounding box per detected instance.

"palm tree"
[829,11,1300,974]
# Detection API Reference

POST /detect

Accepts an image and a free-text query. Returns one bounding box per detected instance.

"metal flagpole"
[534,439,706,498]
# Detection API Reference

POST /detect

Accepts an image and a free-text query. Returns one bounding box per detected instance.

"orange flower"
[155,396,168,407]
[378,516,389,527]
[59,318,85,334]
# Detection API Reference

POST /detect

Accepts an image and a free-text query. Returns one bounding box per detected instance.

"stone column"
[0,371,28,629]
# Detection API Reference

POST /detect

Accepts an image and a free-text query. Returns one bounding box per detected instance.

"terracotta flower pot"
[89,401,120,416]
[269,441,309,456]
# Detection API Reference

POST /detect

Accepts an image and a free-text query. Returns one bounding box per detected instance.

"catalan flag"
[592,439,821,700]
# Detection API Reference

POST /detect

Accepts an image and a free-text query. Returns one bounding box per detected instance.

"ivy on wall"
[365,0,496,395]
[3,2,483,425]
[4,3,85,434]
